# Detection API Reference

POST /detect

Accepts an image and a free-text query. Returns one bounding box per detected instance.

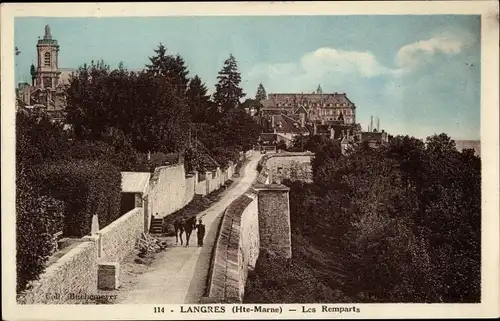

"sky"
[14,16,481,140]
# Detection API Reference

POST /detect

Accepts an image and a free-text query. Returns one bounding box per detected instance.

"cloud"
[248,31,469,86]
[300,47,390,78]
[244,30,478,140]
[246,46,392,93]
[394,33,467,74]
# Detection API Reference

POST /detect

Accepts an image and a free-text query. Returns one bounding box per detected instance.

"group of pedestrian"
[173,216,205,247]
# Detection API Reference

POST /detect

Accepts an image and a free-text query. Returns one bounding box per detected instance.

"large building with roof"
[16,25,76,121]
[257,86,358,148]
[259,86,356,125]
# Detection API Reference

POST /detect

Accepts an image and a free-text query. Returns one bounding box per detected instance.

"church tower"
[34,25,60,89]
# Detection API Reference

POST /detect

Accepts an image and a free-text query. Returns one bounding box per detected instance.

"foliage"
[289,133,309,152]
[240,98,263,115]
[246,133,481,303]
[213,108,261,151]
[210,146,240,169]
[16,111,69,165]
[146,43,190,95]
[213,54,245,114]
[32,159,122,237]
[65,59,190,153]
[16,165,65,293]
[186,75,211,123]
[245,249,350,303]
[184,145,206,173]
[255,83,267,101]
[276,141,287,151]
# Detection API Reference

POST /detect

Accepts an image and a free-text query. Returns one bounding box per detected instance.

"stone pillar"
[98,262,120,290]
[255,184,292,258]
[143,195,149,233]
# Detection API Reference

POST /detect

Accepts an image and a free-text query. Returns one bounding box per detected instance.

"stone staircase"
[150,217,164,234]
[192,194,204,202]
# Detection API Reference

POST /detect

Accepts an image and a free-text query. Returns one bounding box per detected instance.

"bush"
[16,166,65,293]
[32,159,122,237]
[211,146,240,169]
[66,138,148,172]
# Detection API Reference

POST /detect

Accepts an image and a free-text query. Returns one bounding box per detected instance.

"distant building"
[16,25,76,122]
[259,86,356,125]
[259,114,310,147]
[358,130,390,148]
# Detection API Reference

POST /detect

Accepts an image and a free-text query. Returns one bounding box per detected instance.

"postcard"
[1,1,499,320]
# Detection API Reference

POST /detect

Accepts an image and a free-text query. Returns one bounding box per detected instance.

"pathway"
[116,153,262,304]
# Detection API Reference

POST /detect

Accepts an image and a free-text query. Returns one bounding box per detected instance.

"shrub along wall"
[33,159,122,237]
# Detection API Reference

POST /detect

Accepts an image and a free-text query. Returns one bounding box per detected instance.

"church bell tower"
[34,25,60,89]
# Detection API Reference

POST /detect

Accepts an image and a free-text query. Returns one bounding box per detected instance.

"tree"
[65,60,113,140]
[240,98,263,115]
[255,83,267,101]
[186,75,211,123]
[213,54,245,113]
[146,43,190,95]
[291,133,309,151]
[214,108,261,151]
[66,58,190,154]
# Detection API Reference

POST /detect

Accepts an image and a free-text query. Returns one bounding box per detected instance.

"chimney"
[271,115,275,128]
[330,128,335,139]
[300,113,305,127]
[370,116,374,132]
[313,123,317,135]
[377,117,380,131]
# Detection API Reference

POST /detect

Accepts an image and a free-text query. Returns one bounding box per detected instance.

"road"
[116,153,262,304]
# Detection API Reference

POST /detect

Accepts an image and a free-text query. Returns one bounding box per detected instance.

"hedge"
[32,159,122,237]
[16,166,65,293]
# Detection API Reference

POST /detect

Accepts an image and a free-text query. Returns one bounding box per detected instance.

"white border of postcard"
[2,1,499,320]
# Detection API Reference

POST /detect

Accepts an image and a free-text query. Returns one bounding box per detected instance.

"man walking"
[196,218,206,247]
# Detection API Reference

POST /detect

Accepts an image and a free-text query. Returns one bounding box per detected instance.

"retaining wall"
[18,207,144,304]
[18,240,98,304]
[98,207,144,262]
[148,163,195,218]
[259,152,314,183]
[207,191,259,302]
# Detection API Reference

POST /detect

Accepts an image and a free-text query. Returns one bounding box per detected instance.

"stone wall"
[98,207,144,262]
[206,182,292,303]
[195,178,209,195]
[255,184,292,258]
[206,191,259,302]
[148,163,195,218]
[18,240,98,304]
[207,168,222,194]
[264,152,313,182]
[18,207,145,304]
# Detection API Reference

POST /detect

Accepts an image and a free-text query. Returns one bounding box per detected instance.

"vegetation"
[255,83,267,101]
[213,54,246,114]
[32,159,122,237]
[16,45,261,293]
[245,133,481,303]
[16,165,65,293]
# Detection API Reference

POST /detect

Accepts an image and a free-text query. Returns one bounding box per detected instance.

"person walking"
[196,218,206,247]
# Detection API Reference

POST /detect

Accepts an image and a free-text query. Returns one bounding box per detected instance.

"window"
[44,52,51,66]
